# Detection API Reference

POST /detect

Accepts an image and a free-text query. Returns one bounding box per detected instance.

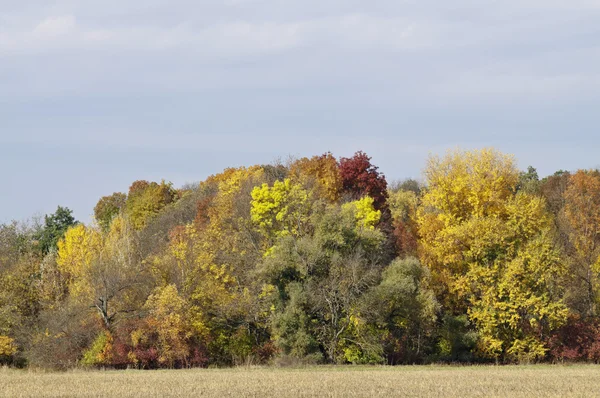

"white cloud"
[1,0,599,101]
[32,15,76,37]
[0,12,420,56]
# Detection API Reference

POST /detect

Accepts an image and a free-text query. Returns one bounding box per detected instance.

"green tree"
[263,200,386,363]
[362,257,438,364]
[37,206,77,254]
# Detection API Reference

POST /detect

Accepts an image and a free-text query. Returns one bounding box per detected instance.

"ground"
[1,365,599,397]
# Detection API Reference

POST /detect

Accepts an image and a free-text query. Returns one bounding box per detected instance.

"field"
[1,365,599,397]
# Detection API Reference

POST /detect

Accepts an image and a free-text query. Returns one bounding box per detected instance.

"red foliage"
[393,220,418,257]
[339,151,388,210]
[194,197,212,229]
[168,225,187,243]
[546,315,600,362]
[253,341,278,363]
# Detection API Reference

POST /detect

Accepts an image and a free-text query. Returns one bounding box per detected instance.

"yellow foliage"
[125,180,177,230]
[420,148,518,226]
[56,224,102,276]
[56,224,102,296]
[289,153,342,202]
[418,148,567,361]
[143,284,192,366]
[342,196,381,230]
[0,335,17,357]
[251,178,311,241]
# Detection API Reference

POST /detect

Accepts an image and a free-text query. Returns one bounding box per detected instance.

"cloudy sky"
[1,0,599,222]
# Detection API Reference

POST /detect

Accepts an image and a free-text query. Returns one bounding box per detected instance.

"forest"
[1,148,599,369]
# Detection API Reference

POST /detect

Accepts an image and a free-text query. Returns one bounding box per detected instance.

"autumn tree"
[151,166,273,365]
[94,192,127,232]
[57,216,147,330]
[388,187,419,257]
[129,284,194,368]
[563,170,600,317]
[125,180,178,230]
[251,178,311,246]
[0,221,44,366]
[418,148,568,362]
[289,153,342,202]
[339,151,388,210]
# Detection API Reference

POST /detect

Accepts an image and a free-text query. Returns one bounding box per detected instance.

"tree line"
[1,148,599,368]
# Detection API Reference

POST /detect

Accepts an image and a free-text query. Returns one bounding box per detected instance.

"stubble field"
[1,365,599,397]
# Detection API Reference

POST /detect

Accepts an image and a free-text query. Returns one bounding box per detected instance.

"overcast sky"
[1,0,599,222]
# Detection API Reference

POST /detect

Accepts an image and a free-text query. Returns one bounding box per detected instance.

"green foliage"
[262,201,386,363]
[270,283,322,361]
[37,206,78,254]
[364,257,438,363]
[517,166,541,194]
[81,331,112,366]
[434,314,478,362]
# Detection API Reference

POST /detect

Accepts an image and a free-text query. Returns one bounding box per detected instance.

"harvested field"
[1,365,599,397]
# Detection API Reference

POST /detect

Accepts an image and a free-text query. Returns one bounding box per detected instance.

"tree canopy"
[0,148,597,368]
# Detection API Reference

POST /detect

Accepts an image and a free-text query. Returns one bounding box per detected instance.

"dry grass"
[1,364,599,397]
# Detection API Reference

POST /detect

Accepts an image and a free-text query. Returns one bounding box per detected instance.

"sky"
[1,0,599,223]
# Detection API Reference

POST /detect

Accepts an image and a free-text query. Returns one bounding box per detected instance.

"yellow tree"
[342,196,381,231]
[131,284,193,368]
[289,153,342,202]
[57,216,146,330]
[251,178,311,245]
[418,148,567,362]
[56,224,102,296]
[125,180,178,230]
[0,335,17,358]
[152,166,273,363]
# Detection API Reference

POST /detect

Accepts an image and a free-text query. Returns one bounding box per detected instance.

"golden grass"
[1,365,599,397]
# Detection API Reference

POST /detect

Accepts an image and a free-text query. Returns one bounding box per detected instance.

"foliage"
[339,151,388,211]
[2,148,598,369]
[251,179,311,243]
[262,201,385,363]
[342,196,381,231]
[289,153,342,202]
[36,206,78,254]
[362,257,438,364]
[563,170,600,317]
[388,189,419,256]
[130,285,194,368]
[81,331,113,366]
[418,148,567,362]
[546,315,600,362]
[0,335,17,358]
[125,180,178,230]
[94,193,127,232]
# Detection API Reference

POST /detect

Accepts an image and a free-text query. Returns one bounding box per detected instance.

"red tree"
[339,151,388,210]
